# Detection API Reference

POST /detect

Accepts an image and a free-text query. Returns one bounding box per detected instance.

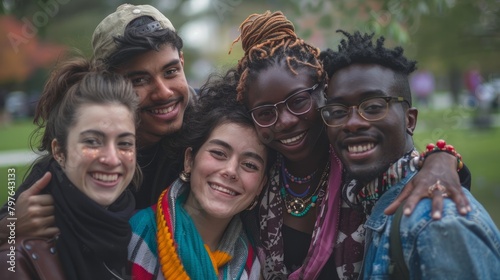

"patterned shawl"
[333,149,420,279]
[128,178,261,279]
[258,150,343,279]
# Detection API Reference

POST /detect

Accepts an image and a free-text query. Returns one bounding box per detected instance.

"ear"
[51,139,65,167]
[179,51,185,67]
[184,147,193,173]
[405,107,418,136]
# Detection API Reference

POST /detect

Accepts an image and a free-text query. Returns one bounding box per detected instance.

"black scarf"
[45,160,135,279]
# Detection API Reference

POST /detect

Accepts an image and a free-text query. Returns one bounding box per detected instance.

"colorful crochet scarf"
[258,150,343,279]
[129,178,261,280]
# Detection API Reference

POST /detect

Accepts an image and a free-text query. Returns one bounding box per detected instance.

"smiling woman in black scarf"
[0,57,140,280]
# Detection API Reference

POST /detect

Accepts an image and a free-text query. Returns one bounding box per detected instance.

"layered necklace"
[280,158,330,217]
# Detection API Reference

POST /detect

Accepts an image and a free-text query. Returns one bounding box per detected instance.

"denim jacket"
[361,170,500,280]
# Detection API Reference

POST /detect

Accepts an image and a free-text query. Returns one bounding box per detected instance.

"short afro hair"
[320,30,416,79]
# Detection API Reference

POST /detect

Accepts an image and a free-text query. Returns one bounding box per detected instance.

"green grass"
[0,164,32,201]
[0,118,37,205]
[0,119,35,151]
[413,106,500,226]
[0,109,499,226]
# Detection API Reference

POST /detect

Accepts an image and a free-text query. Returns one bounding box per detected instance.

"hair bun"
[235,10,296,54]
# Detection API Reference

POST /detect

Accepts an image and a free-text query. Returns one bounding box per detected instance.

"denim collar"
[364,169,417,231]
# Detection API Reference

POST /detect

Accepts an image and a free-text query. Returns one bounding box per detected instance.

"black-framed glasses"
[249,84,320,128]
[317,96,409,127]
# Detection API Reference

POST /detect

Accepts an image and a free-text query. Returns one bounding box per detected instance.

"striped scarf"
[332,149,419,279]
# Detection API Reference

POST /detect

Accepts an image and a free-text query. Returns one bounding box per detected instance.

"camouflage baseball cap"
[92,4,175,60]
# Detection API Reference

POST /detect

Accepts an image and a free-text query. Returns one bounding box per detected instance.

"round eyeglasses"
[249,84,319,128]
[317,96,409,127]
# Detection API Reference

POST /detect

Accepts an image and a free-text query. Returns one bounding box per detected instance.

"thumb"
[384,180,413,215]
[24,172,52,196]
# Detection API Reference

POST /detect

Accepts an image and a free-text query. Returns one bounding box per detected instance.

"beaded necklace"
[283,163,318,183]
[281,162,318,197]
[281,160,330,217]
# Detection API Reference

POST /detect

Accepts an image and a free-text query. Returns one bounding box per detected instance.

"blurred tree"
[2,0,498,88]
[0,0,155,90]
[411,0,500,75]
[0,16,66,89]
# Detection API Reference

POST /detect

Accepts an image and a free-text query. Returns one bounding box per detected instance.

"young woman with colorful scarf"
[0,58,140,280]
[128,72,274,279]
[229,11,472,279]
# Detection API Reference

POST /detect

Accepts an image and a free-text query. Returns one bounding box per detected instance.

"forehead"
[246,65,314,105]
[327,64,397,101]
[71,104,135,134]
[204,123,266,156]
[115,44,180,74]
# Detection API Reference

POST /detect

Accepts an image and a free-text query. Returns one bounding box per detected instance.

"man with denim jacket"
[320,30,500,279]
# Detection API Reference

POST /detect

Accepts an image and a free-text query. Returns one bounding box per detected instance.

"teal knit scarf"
[175,192,218,279]
[170,181,251,279]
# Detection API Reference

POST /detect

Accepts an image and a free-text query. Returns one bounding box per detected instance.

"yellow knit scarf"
[156,188,190,279]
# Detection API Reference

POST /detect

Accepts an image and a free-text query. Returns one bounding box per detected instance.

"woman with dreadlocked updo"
[230,11,472,280]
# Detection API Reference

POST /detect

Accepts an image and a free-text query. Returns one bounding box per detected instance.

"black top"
[132,86,198,209]
[283,224,339,280]
[134,141,183,209]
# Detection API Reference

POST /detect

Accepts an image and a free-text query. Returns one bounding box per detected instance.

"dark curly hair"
[320,30,417,106]
[172,69,276,174]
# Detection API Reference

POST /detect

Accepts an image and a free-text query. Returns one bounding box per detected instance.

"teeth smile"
[149,104,175,115]
[92,173,118,182]
[209,183,237,196]
[280,132,306,144]
[348,143,375,153]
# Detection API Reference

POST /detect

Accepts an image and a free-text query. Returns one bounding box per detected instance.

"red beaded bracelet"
[419,139,464,171]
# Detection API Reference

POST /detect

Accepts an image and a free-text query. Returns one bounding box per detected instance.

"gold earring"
[179,171,190,182]
[246,197,259,211]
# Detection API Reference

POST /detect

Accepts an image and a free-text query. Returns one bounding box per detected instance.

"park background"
[1,0,499,226]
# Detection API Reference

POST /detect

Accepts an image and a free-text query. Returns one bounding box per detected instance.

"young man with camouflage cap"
[91,4,197,208]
